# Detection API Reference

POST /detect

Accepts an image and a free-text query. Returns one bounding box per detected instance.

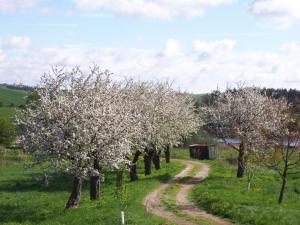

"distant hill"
[0,85,28,107]
[0,85,28,121]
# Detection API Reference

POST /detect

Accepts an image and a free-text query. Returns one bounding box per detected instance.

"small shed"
[189,144,218,160]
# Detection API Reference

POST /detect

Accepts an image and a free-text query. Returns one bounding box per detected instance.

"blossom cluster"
[17,66,199,177]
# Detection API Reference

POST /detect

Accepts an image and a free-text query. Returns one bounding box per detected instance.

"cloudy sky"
[0,0,299,93]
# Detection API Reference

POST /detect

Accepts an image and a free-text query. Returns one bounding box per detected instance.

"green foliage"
[170,147,191,160]
[0,151,183,225]
[191,159,300,225]
[114,167,128,211]
[0,119,15,147]
[26,90,40,105]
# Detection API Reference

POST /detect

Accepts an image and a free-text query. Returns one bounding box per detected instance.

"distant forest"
[0,83,34,91]
[263,88,300,114]
[195,88,300,114]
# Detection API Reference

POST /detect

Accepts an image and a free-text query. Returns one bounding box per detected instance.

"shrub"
[0,118,15,147]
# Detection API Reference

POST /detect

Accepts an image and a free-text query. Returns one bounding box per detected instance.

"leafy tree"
[0,118,15,147]
[26,90,40,105]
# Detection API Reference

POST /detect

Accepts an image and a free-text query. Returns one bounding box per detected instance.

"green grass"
[191,157,300,225]
[0,85,28,121]
[0,150,184,225]
[0,85,27,107]
[170,148,190,160]
[171,147,300,225]
[0,107,17,121]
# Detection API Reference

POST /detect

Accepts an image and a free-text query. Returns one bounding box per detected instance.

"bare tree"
[261,122,300,204]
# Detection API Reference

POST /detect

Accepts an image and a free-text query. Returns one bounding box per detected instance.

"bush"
[0,118,15,147]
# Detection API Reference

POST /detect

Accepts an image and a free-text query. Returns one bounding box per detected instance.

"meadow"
[0,149,183,225]
[169,148,300,225]
[0,85,27,121]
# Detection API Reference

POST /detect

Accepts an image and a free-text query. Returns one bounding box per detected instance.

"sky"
[0,0,300,93]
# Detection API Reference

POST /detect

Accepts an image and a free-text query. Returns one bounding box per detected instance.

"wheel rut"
[143,160,233,225]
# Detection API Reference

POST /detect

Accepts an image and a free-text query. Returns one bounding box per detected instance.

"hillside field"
[0,85,27,121]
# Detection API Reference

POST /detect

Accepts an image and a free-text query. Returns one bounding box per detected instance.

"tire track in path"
[143,160,233,225]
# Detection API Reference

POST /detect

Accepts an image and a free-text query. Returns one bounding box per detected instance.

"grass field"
[0,86,27,107]
[181,148,300,225]
[0,107,17,121]
[0,149,184,225]
[0,86,28,121]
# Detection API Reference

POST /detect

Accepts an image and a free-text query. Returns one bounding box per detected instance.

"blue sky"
[0,0,299,93]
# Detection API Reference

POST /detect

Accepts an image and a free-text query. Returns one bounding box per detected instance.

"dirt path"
[143,160,233,225]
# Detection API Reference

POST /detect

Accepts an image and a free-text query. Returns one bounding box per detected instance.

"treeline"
[0,83,34,91]
[194,88,300,114]
[263,88,300,114]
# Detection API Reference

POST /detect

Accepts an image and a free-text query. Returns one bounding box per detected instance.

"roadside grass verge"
[0,150,183,225]
[191,159,300,225]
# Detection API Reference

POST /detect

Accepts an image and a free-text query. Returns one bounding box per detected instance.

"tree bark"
[65,176,82,209]
[165,144,171,163]
[152,150,161,170]
[278,160,288,204]
[90,158,101,200]
[129,150,141,181]
[237,143,245,178]
[144,150,154,175]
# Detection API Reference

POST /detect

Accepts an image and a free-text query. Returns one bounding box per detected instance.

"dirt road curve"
[143,160,233,225]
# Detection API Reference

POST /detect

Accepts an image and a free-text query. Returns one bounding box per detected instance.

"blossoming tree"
[18,66,141,208]
[129,82,199,180]
[200,87,289,177]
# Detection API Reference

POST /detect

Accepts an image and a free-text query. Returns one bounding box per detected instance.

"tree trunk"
[152,151,161,170]
[129,151,141,181]
[165,144,171,163]
[237,143,245,178]
[90,159,101,200]
[278,162,288,204]
[65,176,82,209]
[144,150,154,175]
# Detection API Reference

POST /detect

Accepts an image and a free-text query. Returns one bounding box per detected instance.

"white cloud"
[74,0,235,19]
[0,49,5,62]
[193,39,235,54]
[0,36,31,49]
[164,39,181,57]
[250,0,300,28]
[0,38,300,93]
[0,0,39,12]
